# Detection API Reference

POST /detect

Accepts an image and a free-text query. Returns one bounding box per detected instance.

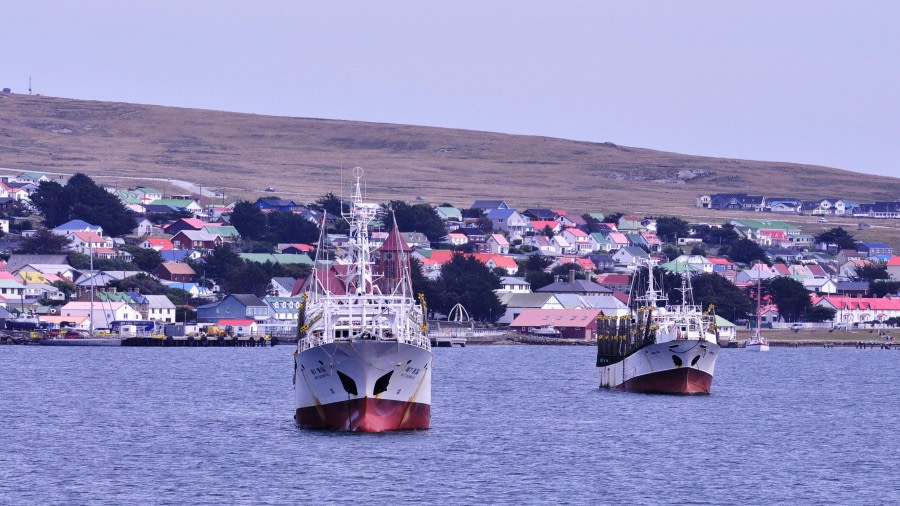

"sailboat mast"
[756,264,762,337]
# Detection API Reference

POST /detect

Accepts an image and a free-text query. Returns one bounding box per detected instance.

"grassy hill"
[0,93,896,219]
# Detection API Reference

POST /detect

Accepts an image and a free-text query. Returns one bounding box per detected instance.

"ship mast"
[343,168,377,296]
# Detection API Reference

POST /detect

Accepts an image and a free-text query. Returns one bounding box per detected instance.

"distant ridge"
[0,93,895,214]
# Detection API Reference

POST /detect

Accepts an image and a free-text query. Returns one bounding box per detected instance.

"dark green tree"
[655,216,690,243]
[432,252,505,322]
[695,223,739,246]
[194,244,243,285]
[409,257,438,316]
[525,271,555,291]
[662,244,682,261]
[110,273,169,294]
[265,211,320,244]
[869,280,900,298]
[722,238,769,265]
[16,229,71,254]
[542,225,555,238]
[30,181,71,227]
[690,246,708,256]
[314,192,349,217]
[52,280,76,301]
[604,212,624,224]
[763,277,811,322]
[383,201,447,242]
[517,254,553,276]
[550,264,587,280]
[175,306,197,323]
[67,252,138,271]
[230,201,268,240]
[814,227,856,250]
[121,245,163,272]
[807,306,837,322]
[663,273,756,320]
[851,262,889,283]
[227,261,277,296]
[65,173,137,236]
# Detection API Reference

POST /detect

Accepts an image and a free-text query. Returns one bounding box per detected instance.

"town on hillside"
[0,170,898,340]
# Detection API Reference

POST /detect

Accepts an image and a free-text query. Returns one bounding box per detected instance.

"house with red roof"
[153,262,197,283]
[140,237,174,251]
[593,273,631,292]
[707,257,736,272]
[529,220,562,235]
[885,256,900,281]
[163,218,207,236]
[560,228,592,254]
[277,243,315,254]
[68,232,113,255]
[509,308,602,340]
[813,295,900,325]
[446,233,468,247]
[216,319,258,336]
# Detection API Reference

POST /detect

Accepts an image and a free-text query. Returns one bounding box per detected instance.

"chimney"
[569,269,576,283]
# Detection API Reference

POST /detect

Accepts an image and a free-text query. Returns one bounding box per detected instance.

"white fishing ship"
[597,260,720,394]
[293,169,432,432]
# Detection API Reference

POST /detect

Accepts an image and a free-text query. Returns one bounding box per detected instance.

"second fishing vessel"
[597,260,720,394]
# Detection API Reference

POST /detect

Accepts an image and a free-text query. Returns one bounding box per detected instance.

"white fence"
[770,322,834,330]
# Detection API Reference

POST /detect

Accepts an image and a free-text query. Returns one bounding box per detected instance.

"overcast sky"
[3,1,898,177]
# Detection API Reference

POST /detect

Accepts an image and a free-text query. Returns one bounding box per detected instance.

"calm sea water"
[1,345,898,505]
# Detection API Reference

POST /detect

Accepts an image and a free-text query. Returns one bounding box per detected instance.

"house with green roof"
[135,187,162,203]
[17,172,48,184]
[203,225,241,241]
[617,216,646,233]
[590,233,615,253]
[661,255,714,274]
[436,206,462,222]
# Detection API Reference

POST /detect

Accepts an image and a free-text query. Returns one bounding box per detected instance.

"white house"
[132,218,154,236]
[51,219,104,237]
[68,232,114,255]
[612,247,650,268]
[144,295,176,323]
[486,234,510,255]
[496,276,531,294]
[560,228,592,254]
[497,292,563,324]
[60,301,142,328]
[486,209,531,238]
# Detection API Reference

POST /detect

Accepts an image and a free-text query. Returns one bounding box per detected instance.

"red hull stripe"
[295,398,431,432]
[619,367,713,395]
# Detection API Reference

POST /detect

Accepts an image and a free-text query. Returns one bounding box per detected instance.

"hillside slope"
[0,93,895,214]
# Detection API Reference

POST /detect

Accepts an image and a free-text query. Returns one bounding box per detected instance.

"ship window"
[672,355,683,367]
[691,355,700,366]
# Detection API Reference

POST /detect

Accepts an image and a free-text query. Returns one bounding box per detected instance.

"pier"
[123,335,272,347]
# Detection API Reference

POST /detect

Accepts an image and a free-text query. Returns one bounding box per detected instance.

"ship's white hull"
[294,341,432,432]
[598,340,719,394]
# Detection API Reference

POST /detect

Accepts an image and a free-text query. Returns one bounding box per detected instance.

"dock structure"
[429,335,467,347]
[122,335,271,347]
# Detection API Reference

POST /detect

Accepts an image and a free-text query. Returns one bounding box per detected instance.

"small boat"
[745,264,770,352]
